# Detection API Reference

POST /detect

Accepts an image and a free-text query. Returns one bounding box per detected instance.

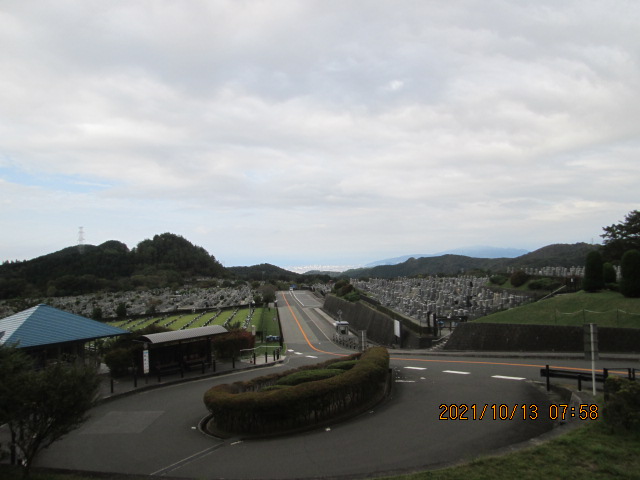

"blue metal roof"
[0,304,128,349]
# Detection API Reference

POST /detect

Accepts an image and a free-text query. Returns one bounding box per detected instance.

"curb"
[98,358,287,404]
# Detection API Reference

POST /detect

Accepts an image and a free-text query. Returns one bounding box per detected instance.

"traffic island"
[202,347,391,438]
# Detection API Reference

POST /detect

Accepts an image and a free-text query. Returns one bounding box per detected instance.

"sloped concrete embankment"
[323,295,427,348]
[443,322,640,353]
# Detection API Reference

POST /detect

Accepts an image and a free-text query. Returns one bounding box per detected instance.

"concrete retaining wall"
[323,295,428,348]
[443,322,640,353]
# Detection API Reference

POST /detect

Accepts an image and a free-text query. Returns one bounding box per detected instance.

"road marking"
[151,444,224,476]
[443,370,471,375]
[294,352,303,355]
[306,355,318,359]
[492,375,525,381]
[282,293,347,357]
[395,380,416,383]
[404,366,427,370]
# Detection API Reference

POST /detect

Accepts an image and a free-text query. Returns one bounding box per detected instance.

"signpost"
[143,345,150,375]
[584,323,598,396]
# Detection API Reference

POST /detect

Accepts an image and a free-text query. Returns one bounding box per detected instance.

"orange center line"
[282,294,619,374]
[282,293,347,357]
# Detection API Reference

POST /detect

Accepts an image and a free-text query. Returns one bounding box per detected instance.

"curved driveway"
[34,291,593,479]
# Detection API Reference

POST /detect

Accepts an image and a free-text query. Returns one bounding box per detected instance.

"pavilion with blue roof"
[0,304,127,365]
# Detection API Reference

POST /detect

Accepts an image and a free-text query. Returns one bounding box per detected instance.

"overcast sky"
[1,1,638,270]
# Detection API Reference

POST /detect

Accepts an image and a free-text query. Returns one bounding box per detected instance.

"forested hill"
[226,263,329,283]
[0,233,226,298]
[342,243,598,279]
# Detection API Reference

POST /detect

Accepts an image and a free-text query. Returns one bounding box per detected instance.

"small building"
[136,325,227,374]
[0,304,128,367]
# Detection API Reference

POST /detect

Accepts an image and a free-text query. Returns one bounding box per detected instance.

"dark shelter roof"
[0,304,128,349]
[138,325,227,345]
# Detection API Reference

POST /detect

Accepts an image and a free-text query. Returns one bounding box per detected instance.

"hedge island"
[203,346,390,436]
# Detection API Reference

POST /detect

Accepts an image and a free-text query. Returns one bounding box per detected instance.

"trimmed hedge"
[603,377,640,432]
[327,360,358,370]
[203,347,390,435]
[275,369,345,386]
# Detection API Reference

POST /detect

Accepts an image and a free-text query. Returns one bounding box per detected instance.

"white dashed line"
[492,375,525,381]
[306,355,318,359]
[404,366,427,370]
[443,370,471,375]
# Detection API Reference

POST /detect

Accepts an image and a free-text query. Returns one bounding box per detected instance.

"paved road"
[30,290,608,479]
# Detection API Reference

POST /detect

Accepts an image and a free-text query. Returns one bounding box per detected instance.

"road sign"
[143,348,150,375]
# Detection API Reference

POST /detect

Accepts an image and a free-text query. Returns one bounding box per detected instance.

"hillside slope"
[0,233,225,298]
[343,243,597,278]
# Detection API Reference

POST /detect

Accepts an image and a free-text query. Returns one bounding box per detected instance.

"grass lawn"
[381,421,640,480]
[107,307,272,334]
[475,291,640,328]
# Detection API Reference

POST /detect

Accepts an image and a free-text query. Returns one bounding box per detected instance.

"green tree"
[620,249,640,298]
[257,284,277,305]
[509,270,529,288]
[601,210,640,261]
[91,305,103,320]
[603,262,617,285]
[0,346,100,477]
[115,302,127,318]
[583,250,605,292]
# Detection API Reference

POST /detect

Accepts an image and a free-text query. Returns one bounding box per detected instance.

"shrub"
[490,275,508,286]
[620,249,640,298]
[528,277,563,291]
[276,369,345,386]
[509,270,529,288]
[203,347,390,434]
[104,348,134,377]
[213,329,255,358]
[603,376,640,433]
[583,250,605,292]
[261,385,291,392]
[603,262,617,285]
[343,291,360,302]
[327,360,358,370]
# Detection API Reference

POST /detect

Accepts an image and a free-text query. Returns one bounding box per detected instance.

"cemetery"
[350,275,533,324]
[0,284,255,320]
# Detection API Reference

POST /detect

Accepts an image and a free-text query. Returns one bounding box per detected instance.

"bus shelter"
[136,325,227,375]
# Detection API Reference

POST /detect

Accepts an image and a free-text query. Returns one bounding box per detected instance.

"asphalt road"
[31,290,606,479]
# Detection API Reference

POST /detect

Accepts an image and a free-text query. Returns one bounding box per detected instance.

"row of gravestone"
[351,276,532,322]
[505,265,589,278]
[17,285,255,319]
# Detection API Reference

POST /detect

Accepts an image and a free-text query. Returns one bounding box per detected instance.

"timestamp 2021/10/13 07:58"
[439,404,599,421]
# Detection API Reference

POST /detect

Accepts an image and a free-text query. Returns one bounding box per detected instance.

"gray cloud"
[1,1,638,266]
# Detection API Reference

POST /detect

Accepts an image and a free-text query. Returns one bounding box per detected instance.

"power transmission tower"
[78,226,85,254]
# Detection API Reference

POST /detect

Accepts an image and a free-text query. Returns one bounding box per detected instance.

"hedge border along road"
[203,346,391,437]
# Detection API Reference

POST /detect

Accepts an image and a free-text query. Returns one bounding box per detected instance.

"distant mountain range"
[341,243,597,279]
[0,233,598,300]
[365,246,529,267]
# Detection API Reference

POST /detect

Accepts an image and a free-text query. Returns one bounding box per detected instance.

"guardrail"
[540,364,637,392]
[239,345,282,364]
